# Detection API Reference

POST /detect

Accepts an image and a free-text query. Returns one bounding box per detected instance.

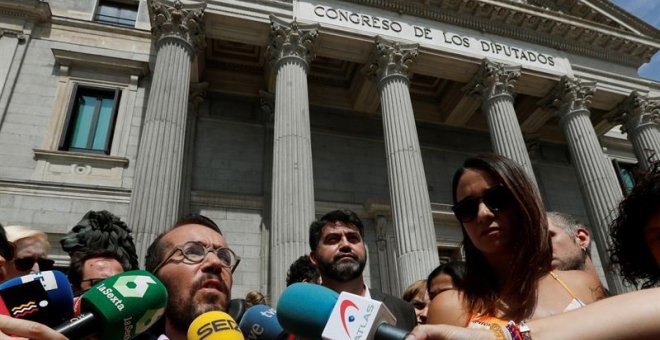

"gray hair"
[547,211,591,255]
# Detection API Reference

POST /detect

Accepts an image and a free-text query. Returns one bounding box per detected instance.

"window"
[59,85,120,155]
[612,159,638,195]
[93,0,138,28]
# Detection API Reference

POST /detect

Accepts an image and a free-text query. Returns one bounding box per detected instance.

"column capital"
[267,15,319,72]
[543,76,596,118]
[610,91,660,134]
[366,36,418,86]
[464,59,520,100]
[149,0,206,54]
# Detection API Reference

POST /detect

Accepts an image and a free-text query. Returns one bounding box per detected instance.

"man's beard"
[316,253,367,282]
[165,273,230,334]
[556,249,587,271]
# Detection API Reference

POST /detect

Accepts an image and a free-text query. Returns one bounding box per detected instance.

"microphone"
[0,270,74,326]
[238,304,288,339]
[276,283,339,339]
[54,270,167,339]
[277,283,409,340]
[187,310,244,340]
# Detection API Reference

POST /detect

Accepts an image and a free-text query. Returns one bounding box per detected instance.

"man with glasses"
[68,249,126,295]
[144,214,240,340]
[4,226,54,280]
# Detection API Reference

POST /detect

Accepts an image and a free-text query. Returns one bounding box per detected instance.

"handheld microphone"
[276,283,339,339]
[54,270,167,339]
[277,283,409,340]
[238,304,288,339]
[0,270,74,326]
[187,310,244,340]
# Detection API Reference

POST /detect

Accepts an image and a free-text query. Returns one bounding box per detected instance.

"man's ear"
[309,251,318,267]
[575,227,590,248]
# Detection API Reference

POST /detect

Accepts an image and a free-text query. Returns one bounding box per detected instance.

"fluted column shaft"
[467,60,537,185]
[614,92,660,170]
[367,37,439,294]
[129,0,205,263]
[549,77,626,293]
[267,16,318,304]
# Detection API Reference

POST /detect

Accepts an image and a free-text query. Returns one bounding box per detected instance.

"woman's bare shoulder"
[426,289,470,327]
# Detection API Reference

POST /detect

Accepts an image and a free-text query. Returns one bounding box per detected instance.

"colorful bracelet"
[489,323,508,340]
[504,320,532,340]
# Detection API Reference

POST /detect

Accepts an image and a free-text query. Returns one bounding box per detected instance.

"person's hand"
[0,315,67,340]
[406,324,495,340]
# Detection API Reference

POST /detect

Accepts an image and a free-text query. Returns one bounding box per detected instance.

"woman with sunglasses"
[427,154,605,329]
[4,225,54,280]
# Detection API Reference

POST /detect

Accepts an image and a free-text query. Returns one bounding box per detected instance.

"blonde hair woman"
[5,226,53,279]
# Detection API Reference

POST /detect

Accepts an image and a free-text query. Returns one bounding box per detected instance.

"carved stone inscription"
[299,0,572,75]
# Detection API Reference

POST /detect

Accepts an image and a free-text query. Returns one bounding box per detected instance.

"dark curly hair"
[609,163,660,289]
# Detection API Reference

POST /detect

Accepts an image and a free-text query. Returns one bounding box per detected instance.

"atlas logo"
[339,299,375,339]
[339,300,358,337]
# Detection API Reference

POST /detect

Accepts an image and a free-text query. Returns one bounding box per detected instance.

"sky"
[611,0,660,81]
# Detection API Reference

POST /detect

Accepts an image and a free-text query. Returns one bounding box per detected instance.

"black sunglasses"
[452,184,514,223]
[14,257,55,272]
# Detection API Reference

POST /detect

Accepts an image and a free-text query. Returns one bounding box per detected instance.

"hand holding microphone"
[55,270,168,339]
[0,270,74,327]
[277,283,410,340]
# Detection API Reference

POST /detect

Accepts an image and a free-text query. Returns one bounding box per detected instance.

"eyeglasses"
[0,242,14,261]
[152,241,240,274]
[14,257,55,272]
[452,184,513,223]
[74,277,107,297]
[81,277,106,287]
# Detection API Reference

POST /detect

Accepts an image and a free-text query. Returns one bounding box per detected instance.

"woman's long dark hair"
[451,154,551,321]
[609,164,660,288]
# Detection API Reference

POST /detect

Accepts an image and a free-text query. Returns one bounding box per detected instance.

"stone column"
[267,16,318,304]
[546,77,626,293]
[129,0,205,263]
[366,36,439,293]
[466,59,537,185]
[613,92,660,170]
[179,82,207,217]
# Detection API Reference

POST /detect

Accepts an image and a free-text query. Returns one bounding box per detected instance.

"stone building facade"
[0,0,659,302]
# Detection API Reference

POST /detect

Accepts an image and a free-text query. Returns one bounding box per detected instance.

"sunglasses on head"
[14,257,55,272]
[452,184,514,223]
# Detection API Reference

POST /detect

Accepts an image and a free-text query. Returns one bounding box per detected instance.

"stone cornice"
[0,0,51,23]
[52,48,151,76]
[340,0,659,67]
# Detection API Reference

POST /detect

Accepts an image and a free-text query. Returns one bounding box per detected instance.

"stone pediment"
[339,0,660,67]
[526,0,658,38]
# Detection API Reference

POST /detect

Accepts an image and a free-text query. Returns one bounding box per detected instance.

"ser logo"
[196,318,240,340]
